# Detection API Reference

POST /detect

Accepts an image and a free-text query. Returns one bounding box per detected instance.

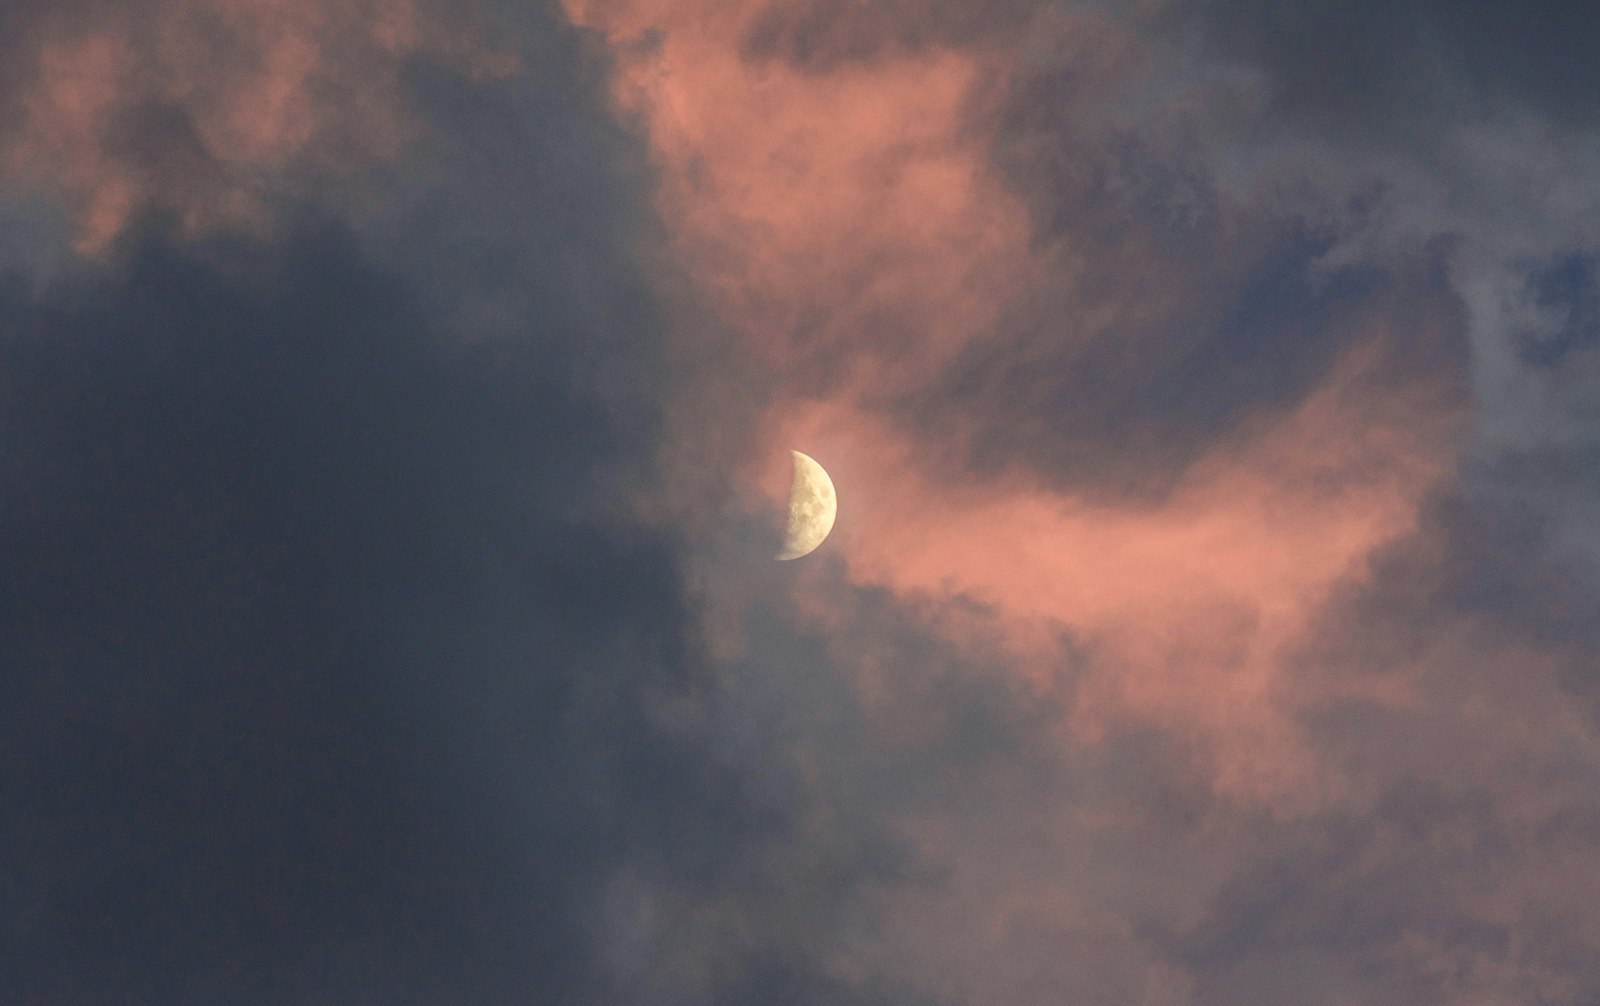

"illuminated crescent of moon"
[777,451,837,560]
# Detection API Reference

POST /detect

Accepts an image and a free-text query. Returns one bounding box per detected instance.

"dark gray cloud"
[1169,2,1600,592]
[855,0,1600,527]
[738,0,1034,71]
[0,212,726,1003]
[0,12,836,1004]
[904,222,1464,501]
[1189,0,1600,137]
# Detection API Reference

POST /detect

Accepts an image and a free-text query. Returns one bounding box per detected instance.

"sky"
[5,1,1600,1003]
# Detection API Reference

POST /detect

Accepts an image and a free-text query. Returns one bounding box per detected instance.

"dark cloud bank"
[4,220,672,1002]
[0,15,814,1005]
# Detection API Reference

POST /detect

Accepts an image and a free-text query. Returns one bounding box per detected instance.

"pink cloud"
[566,0,1043,394]
[2,0,516,252]
[563,5,1600,1003]
[565,0,1468,810]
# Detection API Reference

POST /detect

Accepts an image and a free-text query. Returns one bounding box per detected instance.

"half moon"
[777,451,837,560]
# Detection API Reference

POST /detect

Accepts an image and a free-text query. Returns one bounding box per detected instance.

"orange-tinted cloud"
[554,6,1600,1003]
[565,0,1465,809]
[565,0,1046,395]
[780,330,1458,810]
[1,0,515,252]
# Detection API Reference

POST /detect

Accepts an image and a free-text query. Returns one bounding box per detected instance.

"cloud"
[0,0,515,253]
[9,0,1600,1003]
[0,210,726,1001]
[554,1,1600,1003]
[0,9,826,1001]
[1186,0,1600,135]
[560,0,1467,801]
[565,0,1041,400]
[1122,2,1600,585]
[736,0,1035,71]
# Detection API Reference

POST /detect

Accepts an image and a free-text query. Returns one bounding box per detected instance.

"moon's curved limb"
[777,451,837,560]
